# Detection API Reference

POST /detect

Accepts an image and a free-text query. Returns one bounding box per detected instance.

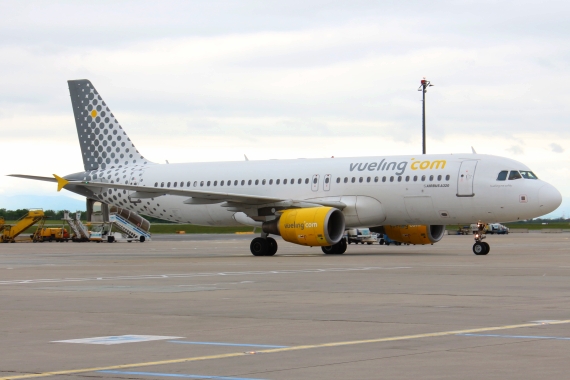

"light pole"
[418,77,433,154]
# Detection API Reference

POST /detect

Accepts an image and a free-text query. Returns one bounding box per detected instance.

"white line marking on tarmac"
[53,335,184,345]
[0,267,411,285]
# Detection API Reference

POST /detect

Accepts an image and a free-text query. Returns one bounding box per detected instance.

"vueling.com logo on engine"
[349,158,446,175]
[284,222,318,230]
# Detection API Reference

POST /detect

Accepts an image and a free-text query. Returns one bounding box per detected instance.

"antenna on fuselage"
[418,77,434,154]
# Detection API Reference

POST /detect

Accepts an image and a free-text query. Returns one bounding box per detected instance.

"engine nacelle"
[384,225,445,245]
[262,207,345,246]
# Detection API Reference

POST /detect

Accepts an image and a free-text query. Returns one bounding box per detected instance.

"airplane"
[9,80,562,256]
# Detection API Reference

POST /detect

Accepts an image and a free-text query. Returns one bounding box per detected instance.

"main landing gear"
[321,238,347,255]
[250,234,277,256]
[472,223,490,255]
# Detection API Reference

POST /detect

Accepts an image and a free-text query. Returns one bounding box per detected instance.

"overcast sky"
[1,0,569,217]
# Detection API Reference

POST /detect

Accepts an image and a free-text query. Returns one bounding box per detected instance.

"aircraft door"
[311,174,320,192]
[457,160,477,197]
[323,174,331,191]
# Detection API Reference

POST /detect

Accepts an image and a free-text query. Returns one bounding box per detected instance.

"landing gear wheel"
[266,237,277,256]
[473,242,488,255]
[482,242,490,254]
[250,237,269,256]
[322,239,347,255]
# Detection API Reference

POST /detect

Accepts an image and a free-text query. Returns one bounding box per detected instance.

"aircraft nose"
[538,183,562,214]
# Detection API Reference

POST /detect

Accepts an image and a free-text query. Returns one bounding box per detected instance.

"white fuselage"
[80,153,560,227]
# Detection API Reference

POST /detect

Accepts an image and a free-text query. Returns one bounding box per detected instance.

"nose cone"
[538,183,562,215]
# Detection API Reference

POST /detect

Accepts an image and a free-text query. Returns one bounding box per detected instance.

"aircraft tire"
[250,237,268,256]
[266,237,277,256]
[473,242,488,255]
[482,242,490,254]
[321,245,338,254]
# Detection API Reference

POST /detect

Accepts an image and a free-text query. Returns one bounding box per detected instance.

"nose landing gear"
[473,223,490,255]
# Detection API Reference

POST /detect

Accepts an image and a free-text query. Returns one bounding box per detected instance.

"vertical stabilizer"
[68,80,152,171]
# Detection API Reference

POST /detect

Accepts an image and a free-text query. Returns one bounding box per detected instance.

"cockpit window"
[520,171,538,180]
[508,170,522,180]
[496,171,508,181]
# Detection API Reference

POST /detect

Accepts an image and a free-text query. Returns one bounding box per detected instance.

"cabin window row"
[153,178,312,188]
[335,174,451,183]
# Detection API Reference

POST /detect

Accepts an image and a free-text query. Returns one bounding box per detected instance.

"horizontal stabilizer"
[8,174,57,183]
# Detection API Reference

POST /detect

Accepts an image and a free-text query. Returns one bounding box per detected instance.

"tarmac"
[0,233,569,380]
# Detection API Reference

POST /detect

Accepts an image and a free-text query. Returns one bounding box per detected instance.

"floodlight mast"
[418,77,434,154]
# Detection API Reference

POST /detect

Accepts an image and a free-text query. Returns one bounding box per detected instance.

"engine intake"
[384,225,445,245]
[262,207,345,246]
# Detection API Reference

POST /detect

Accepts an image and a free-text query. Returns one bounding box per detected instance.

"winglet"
[53,174,69,192]
[471,146,477,154]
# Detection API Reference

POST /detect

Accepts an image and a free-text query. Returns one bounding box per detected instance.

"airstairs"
[108,207,151,242]
[63,211,90,241]
[1,209,46,243]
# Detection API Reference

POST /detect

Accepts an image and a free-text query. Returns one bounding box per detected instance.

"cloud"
[550,143,565,153]
[507,145,524,155]
[1,1,570,203]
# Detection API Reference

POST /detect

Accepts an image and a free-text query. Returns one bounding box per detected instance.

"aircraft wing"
[62,179,346,209]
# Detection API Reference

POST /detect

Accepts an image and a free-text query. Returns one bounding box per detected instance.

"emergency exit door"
[457,160,477,197]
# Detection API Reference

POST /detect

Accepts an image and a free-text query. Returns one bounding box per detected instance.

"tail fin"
[68,80,152,171]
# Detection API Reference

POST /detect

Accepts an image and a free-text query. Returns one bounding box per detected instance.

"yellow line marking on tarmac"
[2,319,569,380]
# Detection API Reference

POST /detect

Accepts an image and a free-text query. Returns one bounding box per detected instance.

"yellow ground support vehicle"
[1,210,46,243]
[0,217,5,233]
[32,227,70,242]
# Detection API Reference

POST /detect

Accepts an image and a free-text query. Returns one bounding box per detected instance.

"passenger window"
[173,182,177,187]
[382,176,386,182]
[344,177,348,183]
[366,177,371,183]
[313,178,317,184]
[351,177,355,183]
[359,177,363,183]
[166,182,170,187]
[193,181,197,187]
[336,178,340,184]
[421,175,426,181]
[187,181,191,187]
[262,179,266,185]
[325,177,329,184]
[437,175,441,181]
[234,180,238,186]
[374,176,379,182]
[154,182,158,187]
[200,181,204,187]
[298,178,302,184]
[508,171,522,180]
[227,180,231,186]
[496,171,508,181]
[248,180,252,185]
[520,171,538,179]
[429,175,433,181]
[445,175,450,181]
[390,176,394,182]
[305,178,309,184]
[269,179,273,185]
[255,179,259,185]
[405,176,410,182]
[284,179,288,184]
[413,176,418,181]
[398,176,402,182]
[221,180,225,186]
[290,178,294,184]
[160,182,164,187]
[180,182,184,188]
[207,181,211,186]
[213,181,217,186]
